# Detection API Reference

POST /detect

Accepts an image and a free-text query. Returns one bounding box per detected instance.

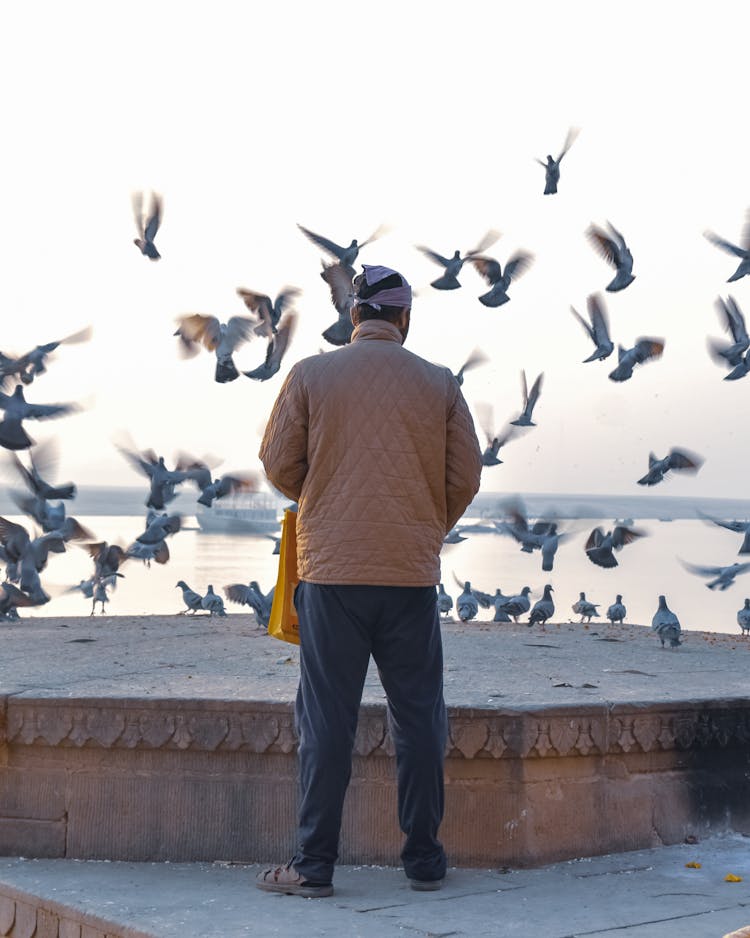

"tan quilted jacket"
[259,319,483,586]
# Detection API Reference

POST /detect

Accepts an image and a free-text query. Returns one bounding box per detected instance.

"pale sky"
[2,1,749,499]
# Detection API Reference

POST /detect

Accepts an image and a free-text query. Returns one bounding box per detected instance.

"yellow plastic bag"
[268,509,300,645]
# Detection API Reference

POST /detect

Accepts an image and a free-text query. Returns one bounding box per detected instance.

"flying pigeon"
[528,584,554,625]
[417,230,500,290]
[651,595,682,648]
[707,296,749,369]
[176,455,259,507]
[236,286,300,339]
[637,448,703,486]
[319,262,355,346]
[697,511,750,555]
[679,558,750,591]
[586,221,636,292]
[116,446,188,510]
[298,223,386,275]
[469,249,534,307]
[704,210,750,282]
[510,371,544,427]
[536,127,579,195]
[0,581,45,619]
[606,595,626,624]
[174,313,256,383]
[454,349,488,386]
[243,313,297,381]
[585,525,645,568]
[132,191,163,260]
[570,294,614,362]
[15,327,93,386]
[608,338,664,382]
[0,385,78,451]
[474,402,525,467]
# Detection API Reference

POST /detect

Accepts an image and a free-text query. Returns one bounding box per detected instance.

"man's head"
[352,265,412,341]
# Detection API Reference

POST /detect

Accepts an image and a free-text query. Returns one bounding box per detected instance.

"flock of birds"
[1,128,750,651]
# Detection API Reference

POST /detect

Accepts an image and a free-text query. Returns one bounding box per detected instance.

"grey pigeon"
[606,595,627,624]
[417,230,500,290]
[499,501,567,570]
[443,527,468,544]
[704,210,750,282]
[17,327,92,385]
[738,599,750,636]
[536,127,579,195]
[570,294,614,362]
[637,448,703,486]
[176,455,259,507]
[585,525,645,568]
[81,541,129,580]
[298,223,386,276]
[116,447,188,511]
[225,580,273,626]
[236,286,300,339]
[651,595,682,648]
[707,296,749,369]
[319,262,355,346]
[10,441,76,500]
[724,350,750,382]
[0,384,78,451]
[437,583,453,616]
[176,580,204,615]
[243,313,297,381]
[469,249,534,307]
[528,584,554,626]
[127,538,170,566]
[0,581,44,620]
[586,221,636,292]
[608,337,665,382]
[571,591,599,623]
[495,586,532,623]
[90,577,112,615]
[455,582,479,622]
[491,589,512,622]
[697,511,750,555]
[454,349,488,386]
[174,314,256,383]
[135,509,181,545]
[132,191,162,260]
[201,584,226,617]
[510,371,544,426]
[679,558,750,591]
[475,402,525,467]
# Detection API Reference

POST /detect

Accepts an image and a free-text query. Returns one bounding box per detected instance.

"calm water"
[18,514,750,635]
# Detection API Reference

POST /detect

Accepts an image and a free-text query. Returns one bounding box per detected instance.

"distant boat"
[196,492,283,535]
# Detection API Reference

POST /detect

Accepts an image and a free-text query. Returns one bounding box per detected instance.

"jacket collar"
[351,319,404,345]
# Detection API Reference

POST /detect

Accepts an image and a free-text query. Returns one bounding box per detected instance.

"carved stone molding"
[5,699,750,761]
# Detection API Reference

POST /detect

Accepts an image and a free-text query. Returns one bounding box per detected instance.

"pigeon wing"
[503,251,534,283]
[143,193,162,242]
[297,224,346,260]
[586,225,619,268]
[704,230,746,258]
[632,338,665,364]
[469,256,502,285]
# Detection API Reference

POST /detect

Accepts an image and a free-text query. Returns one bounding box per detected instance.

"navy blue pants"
[291,582,448,884]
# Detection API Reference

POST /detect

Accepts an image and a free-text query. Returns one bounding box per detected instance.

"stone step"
[2,837,750,938]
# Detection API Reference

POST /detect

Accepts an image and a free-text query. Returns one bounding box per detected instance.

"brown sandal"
[256,861,334,898]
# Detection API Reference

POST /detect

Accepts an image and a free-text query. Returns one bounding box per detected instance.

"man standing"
[256,264,482,897]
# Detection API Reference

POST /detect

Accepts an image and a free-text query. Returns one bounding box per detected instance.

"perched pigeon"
[201,584,226,617]
[586,221,636,292]
[176,580,204,615]
[704,210,750,282]
[437,583,453,617]
[651,595,682,648]
[679,559,750,591]
[495,586,532,623]
[536,127,579,195]
[0,385,78,451]
[298,223,386,276]
[469,249,534,307]
[637,448,703,486]
[528,584,554,626]
[608,337,664,382]
[491,589,512,622]
[511,371,544,427]
[571,591,599,623]
[606,595,627,624]
[586,525,645,568]
[417,230,500,290]
[570,294,614,362]
[455,582,479,622]
[174,314,256,383]
[319,262,355,346]
[236,286,300,339]
[225,580,273,625]
[132,191,163,260]
[738,599,750,636]
[243,313,297,381]
[707,296,749,369]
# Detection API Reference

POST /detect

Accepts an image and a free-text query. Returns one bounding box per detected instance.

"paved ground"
[1,835,750,937]
[0,613,748,709]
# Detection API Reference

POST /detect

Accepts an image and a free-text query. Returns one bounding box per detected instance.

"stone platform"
[0,613,749,869]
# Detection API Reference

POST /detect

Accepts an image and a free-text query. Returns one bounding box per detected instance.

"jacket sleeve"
[445,384,483,532]
[258,365,309,503]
